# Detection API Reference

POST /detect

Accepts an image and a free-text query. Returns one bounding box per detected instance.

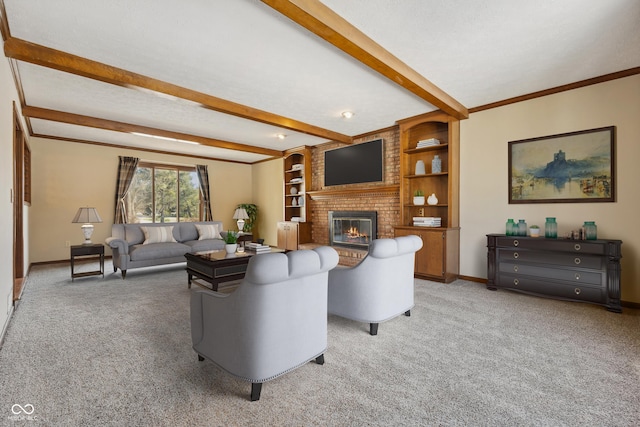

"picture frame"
[508,126,615,204]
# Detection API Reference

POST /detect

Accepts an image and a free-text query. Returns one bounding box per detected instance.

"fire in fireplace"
[328,211,377,249]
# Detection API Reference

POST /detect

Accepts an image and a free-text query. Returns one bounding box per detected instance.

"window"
[126,162,201,223]
[23,141,31,205]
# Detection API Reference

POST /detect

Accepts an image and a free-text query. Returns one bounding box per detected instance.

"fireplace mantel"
[307,185,399,201]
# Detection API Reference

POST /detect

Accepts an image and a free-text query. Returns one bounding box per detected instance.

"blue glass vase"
[506,219,515,236]
[545,217,557,238]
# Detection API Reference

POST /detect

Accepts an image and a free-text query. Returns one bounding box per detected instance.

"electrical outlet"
[65,241,71,247]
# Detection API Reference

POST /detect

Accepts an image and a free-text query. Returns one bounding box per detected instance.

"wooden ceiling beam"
[4,37,352,144]
[22,106,284,157]
[262,0,469,120]
[0,0,10,42]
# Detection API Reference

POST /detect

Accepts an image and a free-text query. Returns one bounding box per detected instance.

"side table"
[70,244,105,281]
[237,233,253,243]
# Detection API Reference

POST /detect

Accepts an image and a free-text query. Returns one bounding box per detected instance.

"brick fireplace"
[303,128,401,266]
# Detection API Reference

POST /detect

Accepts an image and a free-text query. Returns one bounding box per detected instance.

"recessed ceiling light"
[276,133,287,140]
[341,111,354,119]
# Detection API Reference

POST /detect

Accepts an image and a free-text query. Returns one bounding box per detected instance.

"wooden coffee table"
[185,248,285,291]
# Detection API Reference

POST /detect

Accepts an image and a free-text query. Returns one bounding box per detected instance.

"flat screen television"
[324,139,384,186]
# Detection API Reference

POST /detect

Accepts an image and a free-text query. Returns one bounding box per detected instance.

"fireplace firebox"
[329,211,377,249]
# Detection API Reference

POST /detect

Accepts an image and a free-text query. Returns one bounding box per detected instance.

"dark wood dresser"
[487,234,622,312]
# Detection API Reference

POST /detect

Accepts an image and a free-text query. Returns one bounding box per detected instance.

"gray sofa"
[106,221,226,278]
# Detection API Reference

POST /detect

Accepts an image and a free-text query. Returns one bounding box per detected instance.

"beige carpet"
[0,261,638,426]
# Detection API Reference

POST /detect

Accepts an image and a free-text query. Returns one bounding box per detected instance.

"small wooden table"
[185,248,284,291]
[70,244,105,281]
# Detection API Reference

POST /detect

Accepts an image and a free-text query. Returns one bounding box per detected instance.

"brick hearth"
[306,127,401,265]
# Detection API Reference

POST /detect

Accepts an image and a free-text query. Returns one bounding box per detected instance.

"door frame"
[13,102,26,301]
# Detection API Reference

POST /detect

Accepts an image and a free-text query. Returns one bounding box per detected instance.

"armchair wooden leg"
[369,323,379,336]
[121,270,127,279]
[315,354,325,365]
[405,310,411,316]
[251,383,262,401]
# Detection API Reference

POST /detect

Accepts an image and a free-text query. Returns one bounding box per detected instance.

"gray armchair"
[190,246,339,401]
[328,235,423,335]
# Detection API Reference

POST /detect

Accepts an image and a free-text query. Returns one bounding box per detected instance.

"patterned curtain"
[196,164,213,221]
[114,156,139,224]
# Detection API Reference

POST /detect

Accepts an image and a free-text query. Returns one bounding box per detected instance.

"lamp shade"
[233,208,249,220]
[72,207,102,245]
[72,207,103,224]
[233,208,249,233]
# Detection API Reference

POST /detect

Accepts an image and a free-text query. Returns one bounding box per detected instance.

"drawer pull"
[513,265,519,272]
[513,252,519,259]
[574,288,581,295]
[574,244,581,251]
[574,257,581,265]
[513,278,519,286]
[575,273,580,281]
[513,240,519,247]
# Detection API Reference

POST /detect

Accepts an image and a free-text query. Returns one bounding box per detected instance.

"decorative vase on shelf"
[415,160,426,175]
[292,198,297,206]
[290,187,298,195]
[298,196,304,206]
[427,193,438,205]
[431,155,442,174]
[413,196,425,205]
[529,227,540,237]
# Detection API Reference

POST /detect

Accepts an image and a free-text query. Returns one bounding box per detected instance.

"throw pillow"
[141,226,176,244]
[195,223,221,240]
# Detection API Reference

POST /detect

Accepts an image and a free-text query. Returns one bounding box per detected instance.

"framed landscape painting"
[509,126,615,204]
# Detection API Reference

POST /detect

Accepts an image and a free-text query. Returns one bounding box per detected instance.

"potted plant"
[223,230,238,253]
[413,190,425,205]
[529,225,540,237]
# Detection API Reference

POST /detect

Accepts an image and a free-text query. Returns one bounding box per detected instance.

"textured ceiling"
[3,0,639,163]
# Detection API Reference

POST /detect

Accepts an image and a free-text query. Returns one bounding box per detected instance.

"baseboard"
[29,255,113,267]
[0,305,14,349]
[458,275,486,284]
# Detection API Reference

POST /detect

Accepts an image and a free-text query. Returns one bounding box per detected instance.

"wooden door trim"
[13,102,25,301]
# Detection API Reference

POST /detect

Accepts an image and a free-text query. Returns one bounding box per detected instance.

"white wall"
[460,75,640,303]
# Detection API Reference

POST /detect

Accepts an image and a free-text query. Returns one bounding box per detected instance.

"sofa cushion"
[183,239,225,253]
[129,242,190,261]
[195,223,222,240]
[141,226,177,244]
[175,223,198,242]
[124,225,146,245]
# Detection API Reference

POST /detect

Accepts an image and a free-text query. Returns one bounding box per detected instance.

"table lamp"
[72,207,103,244]
[233,208,249,233]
